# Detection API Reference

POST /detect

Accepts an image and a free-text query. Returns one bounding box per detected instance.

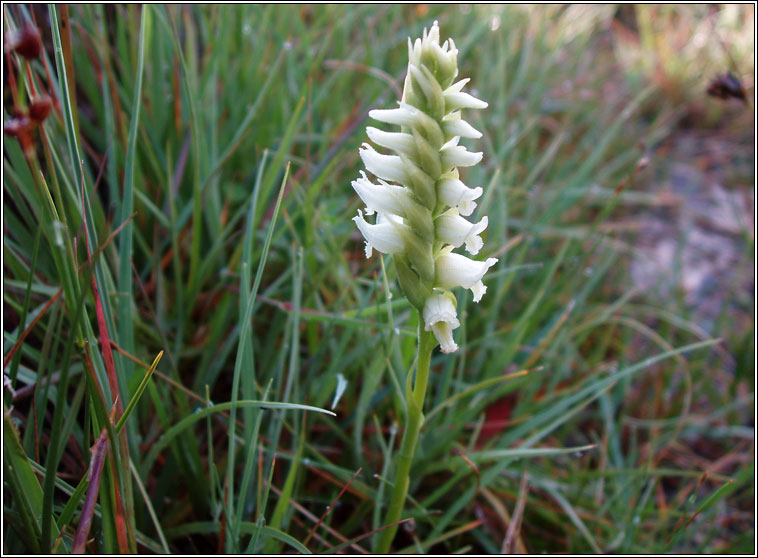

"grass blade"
[469,443,597,463]
[117,3,151,394]
[143,399,335,475]
[225,162,290,547]
[115,351,163,433]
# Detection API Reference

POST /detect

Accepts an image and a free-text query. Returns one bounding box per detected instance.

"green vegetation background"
[3,4,754,554]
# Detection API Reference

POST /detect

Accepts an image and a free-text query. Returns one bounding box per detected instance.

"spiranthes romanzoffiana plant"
[351,21,494,552]
[352,20,495,354]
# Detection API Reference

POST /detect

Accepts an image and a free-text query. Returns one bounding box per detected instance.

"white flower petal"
[435,252,497,301]
[445,78,470,94]
[366,127,415,155]
[353,209,405,258]
[409,37,422,66]
[423,293,460,353]
[430,40,449,62]
[377,211,404,226]
[426,20,441,46]
[442,113,482,138]
[370,103,444,148]
[441,136,460,150]
[368,106,417,127]
[437,178,483,216]
[439,40,459,78]
[351,171,411,216]
[444,90,488,111]
[432,322,458,353]
[407,37,416,65]
[464,219,487,255]
[440,144,483,168]
[359,143,408,184]
[469,281,488,303]
[436,212,488,255]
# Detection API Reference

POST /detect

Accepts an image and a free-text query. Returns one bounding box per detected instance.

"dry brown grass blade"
[304,462,369,500]
[502,472,530,554]
[3,289,63,371]
[303,467,363,547]
[267,483,370,554]
[480,487,528,555]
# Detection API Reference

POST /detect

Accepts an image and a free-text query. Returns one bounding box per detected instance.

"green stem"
[377,318,435,554]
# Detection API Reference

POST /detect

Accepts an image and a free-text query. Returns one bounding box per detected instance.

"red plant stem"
[4,42,20,108]
[30,8,60,110]
[25,60,37,95]
[72,428,109,553]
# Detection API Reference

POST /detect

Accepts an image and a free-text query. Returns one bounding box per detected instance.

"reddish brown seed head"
[6,23,42,59]
[3,114,32,138]
[29,94,53,122]
[3,112,36,156]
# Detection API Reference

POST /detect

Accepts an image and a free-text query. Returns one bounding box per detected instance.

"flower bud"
[395,255,433,311]
[410,128,442,180]
[400,227,435,283]
[399,154,436,209]
[433,39,458,89]
[408,63,444,119]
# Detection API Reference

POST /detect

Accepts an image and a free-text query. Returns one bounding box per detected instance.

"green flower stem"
[377,320,435,554]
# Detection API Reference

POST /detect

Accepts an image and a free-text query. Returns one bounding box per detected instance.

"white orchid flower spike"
[351,20,495,353]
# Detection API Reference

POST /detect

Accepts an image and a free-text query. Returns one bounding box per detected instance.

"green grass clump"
[3,4,753,554]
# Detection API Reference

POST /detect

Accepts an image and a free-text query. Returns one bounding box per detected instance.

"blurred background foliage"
[3,4,754,554]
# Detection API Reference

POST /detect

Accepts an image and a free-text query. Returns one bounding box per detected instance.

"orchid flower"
[351,21,494,354]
